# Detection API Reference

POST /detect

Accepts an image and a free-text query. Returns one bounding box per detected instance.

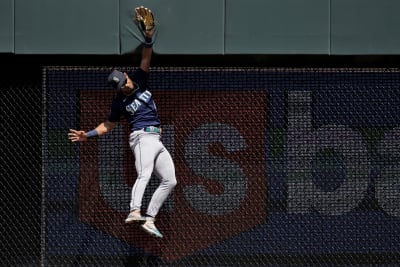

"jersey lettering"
[125,90,152,115]
[126,99,142,114]
[138,90,152,102]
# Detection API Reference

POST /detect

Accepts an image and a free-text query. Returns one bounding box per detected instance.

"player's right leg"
[145,147,177,218]
[141,147,177,237]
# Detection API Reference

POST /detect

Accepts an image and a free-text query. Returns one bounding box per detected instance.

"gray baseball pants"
[128,129,177,217]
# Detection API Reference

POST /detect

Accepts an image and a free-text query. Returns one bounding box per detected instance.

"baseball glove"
[134,6,155,32]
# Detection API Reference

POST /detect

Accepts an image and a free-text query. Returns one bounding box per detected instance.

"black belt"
[144,126,161,134]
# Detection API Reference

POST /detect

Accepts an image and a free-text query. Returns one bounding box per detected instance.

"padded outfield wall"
[32,66,400,266]
[2,0,400,55]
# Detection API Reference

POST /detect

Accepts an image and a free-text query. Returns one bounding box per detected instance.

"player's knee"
[168,177,177,188]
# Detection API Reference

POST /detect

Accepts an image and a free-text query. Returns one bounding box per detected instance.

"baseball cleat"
[141,219,163,238]
[125,211,146,223]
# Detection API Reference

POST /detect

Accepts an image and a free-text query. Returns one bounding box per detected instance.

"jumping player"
[68,27,176,238]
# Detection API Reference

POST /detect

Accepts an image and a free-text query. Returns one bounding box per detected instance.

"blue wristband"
[86,129,98,138]
[144,37,153,48]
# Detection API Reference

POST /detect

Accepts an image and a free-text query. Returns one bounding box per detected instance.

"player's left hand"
[145,28,155,38]
[134,6,155,32]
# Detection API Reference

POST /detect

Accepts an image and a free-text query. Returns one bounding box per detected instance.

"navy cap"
[108,70,127,90]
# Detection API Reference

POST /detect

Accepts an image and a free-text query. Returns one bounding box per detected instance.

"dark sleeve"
[107,100,121,122]
[134,68,149,90]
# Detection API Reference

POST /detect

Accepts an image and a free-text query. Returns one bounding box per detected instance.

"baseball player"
[68,20,176,238]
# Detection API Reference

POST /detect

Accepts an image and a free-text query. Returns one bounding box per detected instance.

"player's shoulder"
[111,91,125,102]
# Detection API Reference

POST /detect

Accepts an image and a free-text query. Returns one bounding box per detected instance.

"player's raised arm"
[140,28,154,73]
[134,6,156,73]
[68,120,117,142]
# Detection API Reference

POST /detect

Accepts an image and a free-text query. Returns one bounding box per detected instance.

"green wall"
[0,0,14,53]
[1,0,400,55]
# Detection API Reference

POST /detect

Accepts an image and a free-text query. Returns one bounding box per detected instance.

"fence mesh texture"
[2,66,400,266]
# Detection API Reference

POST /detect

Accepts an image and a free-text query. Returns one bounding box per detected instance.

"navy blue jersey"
[108,68,161,131]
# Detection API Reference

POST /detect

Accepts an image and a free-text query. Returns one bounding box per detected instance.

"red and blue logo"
[78,90,268,261]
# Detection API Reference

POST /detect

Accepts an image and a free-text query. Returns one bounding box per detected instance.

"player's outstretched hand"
[145,27,155,38]
[68,129,87,142]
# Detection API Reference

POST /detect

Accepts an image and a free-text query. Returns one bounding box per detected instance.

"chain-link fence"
[3,66,400,266]
[2,66,42,266]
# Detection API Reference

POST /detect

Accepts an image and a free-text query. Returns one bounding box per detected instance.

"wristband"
[143,37,153,48]
[86,129,98,138]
